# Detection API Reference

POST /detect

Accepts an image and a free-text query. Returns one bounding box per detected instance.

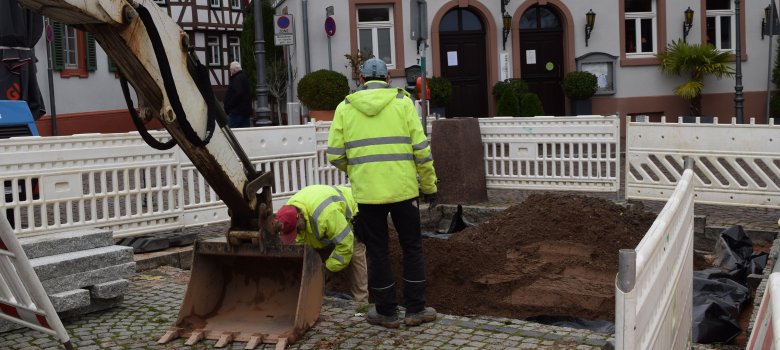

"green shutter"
[108,58,117,73]
[51,20,63,71]
[86,32,97,72]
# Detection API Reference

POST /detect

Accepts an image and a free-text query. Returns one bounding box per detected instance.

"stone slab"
[31,245,134,281]
[18,228,113,259]
[49,289,90,312]
[59,296,123,321]
[41,262,136,294]
[430,118,488,205]
[90,279,129,299]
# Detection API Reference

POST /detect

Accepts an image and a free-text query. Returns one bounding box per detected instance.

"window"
[706,0,734,51]
[624,0,656,56]
[51,21,96,78]
[356,6,395,67]
[154,0,167,6]
[228,37,241,63]
[206,36,221,66]
[210,0,220,8]
[230,0,241,10]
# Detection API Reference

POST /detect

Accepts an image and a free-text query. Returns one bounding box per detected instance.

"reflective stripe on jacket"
[326,81,437,204]
[285,185,359,272]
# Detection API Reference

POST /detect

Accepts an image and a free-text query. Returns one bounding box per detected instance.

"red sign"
[324,16,336,37]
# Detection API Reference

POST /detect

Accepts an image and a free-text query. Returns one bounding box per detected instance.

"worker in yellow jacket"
[326,57,438,328]
[275,185,368,303]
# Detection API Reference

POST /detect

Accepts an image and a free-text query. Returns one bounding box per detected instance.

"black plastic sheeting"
[0,0,45,118]
[693,225,767,344]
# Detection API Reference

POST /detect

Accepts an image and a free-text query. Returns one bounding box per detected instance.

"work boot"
[366,307,400,329]
[403,307,437,326]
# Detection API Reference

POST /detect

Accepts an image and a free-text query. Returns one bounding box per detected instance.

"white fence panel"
[479,116,620,192]
[0,133,183,238]
[616,166,695,350]
[747,272,780,349]
[626,117,780,208]
[179,125,318,228]
[314,121,349,187]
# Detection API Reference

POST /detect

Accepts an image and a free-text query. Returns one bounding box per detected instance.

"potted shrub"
[657,39,734,118]
[296,69,350,121]
[561,71,598,116]
[427,76,452,117]
[496,89,520,117]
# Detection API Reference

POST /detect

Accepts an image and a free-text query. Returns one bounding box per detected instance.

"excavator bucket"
[158,237,324,349]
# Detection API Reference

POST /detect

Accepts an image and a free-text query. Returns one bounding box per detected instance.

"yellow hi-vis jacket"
[285,185,359,272]
[326,81,437,204]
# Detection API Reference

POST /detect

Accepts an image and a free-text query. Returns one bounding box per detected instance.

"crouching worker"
[274,185,368,303]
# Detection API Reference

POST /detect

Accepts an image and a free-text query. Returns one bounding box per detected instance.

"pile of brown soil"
[329,193,657,321]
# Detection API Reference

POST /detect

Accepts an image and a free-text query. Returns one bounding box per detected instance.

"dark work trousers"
[357,198,426,316]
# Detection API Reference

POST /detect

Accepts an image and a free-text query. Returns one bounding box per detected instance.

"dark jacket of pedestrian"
[223,69,252,117]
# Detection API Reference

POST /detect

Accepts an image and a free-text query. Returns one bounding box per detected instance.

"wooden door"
[519,5,565,116]
[438,8,488,118]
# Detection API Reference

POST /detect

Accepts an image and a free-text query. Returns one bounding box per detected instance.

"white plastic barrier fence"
[626,117,780,208]
[0,133,184,238]
[478,116,621,192]
[0,215,72,348]
[748,272,780,349]
[615,162,695,350]
[314,122,348,187]
[179,125,319,228]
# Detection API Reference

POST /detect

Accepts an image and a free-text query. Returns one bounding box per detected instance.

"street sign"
[274,15,294,35]
[325,16,336,37]
[275,34,294,46]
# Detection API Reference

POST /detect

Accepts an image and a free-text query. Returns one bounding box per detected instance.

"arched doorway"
[438,7,488,118]
[519,5,565,116]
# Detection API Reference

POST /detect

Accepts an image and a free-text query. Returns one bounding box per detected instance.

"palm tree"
[657,40,735,116]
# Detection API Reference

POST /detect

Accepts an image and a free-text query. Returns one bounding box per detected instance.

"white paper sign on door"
[447,51,458,66]
[526,50,536,64]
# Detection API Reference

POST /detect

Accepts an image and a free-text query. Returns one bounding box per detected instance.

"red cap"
[275,205,299,244]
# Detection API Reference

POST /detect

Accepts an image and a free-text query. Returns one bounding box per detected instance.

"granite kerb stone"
[18,228,113,259]
[40,262,136,294]
[30,245,134,281]
[89,279,129,299]
[49,289,90,312]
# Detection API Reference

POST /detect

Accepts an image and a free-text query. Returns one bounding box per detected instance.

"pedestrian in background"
[223,61,252,128]
[274,185,368,303]
[326,57,438,328]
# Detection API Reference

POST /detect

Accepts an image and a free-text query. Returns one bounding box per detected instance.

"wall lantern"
[501,0,511,50]
[683,7,694,42]
[763,4,772,40]
[585,9,596,47]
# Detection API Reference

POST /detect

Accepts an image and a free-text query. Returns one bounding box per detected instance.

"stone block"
[19,229,113,259]
[90,279,129,299]
[31,245,134,281]
[60,296,123,321]
[41,262,136,294]
[50,289,90,312]
[430,118,487,205]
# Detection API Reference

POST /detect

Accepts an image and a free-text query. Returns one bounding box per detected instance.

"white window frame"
[210,0,220,8]
[228,37,241,63]
[706,2,735,51]
[356,5,396,69]
[625,0,657,57]
[230,0,241,10]
[63,25,78,68]
[206,36,221,67]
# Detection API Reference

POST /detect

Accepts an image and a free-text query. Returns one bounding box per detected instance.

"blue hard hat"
[361,58,388,78]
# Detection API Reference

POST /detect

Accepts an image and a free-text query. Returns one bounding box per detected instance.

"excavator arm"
[16,0,324,347]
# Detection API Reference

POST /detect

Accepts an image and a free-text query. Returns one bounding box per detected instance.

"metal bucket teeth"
[157,237,324,348]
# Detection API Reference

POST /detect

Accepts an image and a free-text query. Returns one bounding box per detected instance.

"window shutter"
[51,21,64,71]
[108,58,117,73]
[86,33,97,72]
